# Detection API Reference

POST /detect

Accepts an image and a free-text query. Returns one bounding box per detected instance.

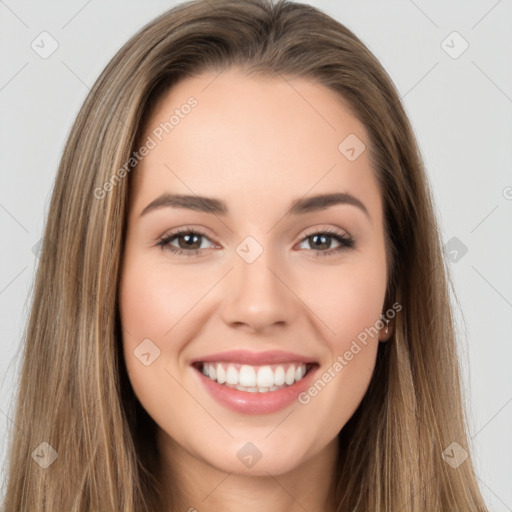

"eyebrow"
[140,192,369,218]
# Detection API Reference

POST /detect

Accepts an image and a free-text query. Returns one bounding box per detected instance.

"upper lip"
[190,350,317,366]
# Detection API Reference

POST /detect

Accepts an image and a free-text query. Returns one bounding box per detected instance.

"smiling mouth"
[192,361,316,393]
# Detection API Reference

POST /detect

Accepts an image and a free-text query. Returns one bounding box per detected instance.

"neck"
[156,432,339,512]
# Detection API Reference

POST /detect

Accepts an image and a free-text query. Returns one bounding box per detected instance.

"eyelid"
[158,225,214,242]
[299,225,352,240]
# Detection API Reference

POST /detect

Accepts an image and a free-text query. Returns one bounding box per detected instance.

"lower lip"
[193,364,319,415]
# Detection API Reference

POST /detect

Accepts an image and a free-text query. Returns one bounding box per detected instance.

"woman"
[1,0,489,510]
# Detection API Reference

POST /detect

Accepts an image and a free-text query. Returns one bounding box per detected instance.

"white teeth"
[285,365,296,385]
[239,365,256,387]
[274,366,285,386]
[295,365,306,381]
[216,364,226,384]
[200,361,310,392]
[226,364,239,385]
[256,366,274,388]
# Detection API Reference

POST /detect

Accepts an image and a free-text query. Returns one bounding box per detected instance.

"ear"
[379,289,398,342]
[379,320,394,342]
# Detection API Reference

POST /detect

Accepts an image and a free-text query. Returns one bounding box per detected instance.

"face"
[119,67,389,478]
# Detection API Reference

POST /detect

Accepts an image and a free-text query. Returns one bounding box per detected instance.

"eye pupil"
[180,233,201,249]
[310,234,330,250]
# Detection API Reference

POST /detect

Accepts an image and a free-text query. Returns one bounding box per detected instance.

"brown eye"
[175,233,203,250]
[297,229,355,256]
[157,229,213,256]
[307,233,334,251]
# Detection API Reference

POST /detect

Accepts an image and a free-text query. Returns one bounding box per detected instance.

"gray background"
[1,0,511,509]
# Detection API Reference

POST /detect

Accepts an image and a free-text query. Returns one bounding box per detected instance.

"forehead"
[130,67,381,220]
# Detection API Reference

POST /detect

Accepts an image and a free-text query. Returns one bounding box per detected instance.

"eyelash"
[156,226,355,258]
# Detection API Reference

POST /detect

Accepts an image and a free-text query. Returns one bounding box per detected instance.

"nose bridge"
[221,234,297,332]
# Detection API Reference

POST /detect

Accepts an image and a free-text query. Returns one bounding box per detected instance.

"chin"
[194,436,317,477]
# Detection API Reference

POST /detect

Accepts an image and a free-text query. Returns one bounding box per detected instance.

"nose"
[220,245,300,334]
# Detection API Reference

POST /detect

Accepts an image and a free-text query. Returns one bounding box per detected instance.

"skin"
[119,67,391,512]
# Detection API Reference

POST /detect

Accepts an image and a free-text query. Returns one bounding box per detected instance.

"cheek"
[119,253,208,341]
[118,254,185,386]
[118,251,220,400]
[118,254,190,421]
[294,251,386,426]
[299,253,387,345]
[119,272,168,338]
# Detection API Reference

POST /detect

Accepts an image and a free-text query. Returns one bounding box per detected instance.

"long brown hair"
[1,0,489,510]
